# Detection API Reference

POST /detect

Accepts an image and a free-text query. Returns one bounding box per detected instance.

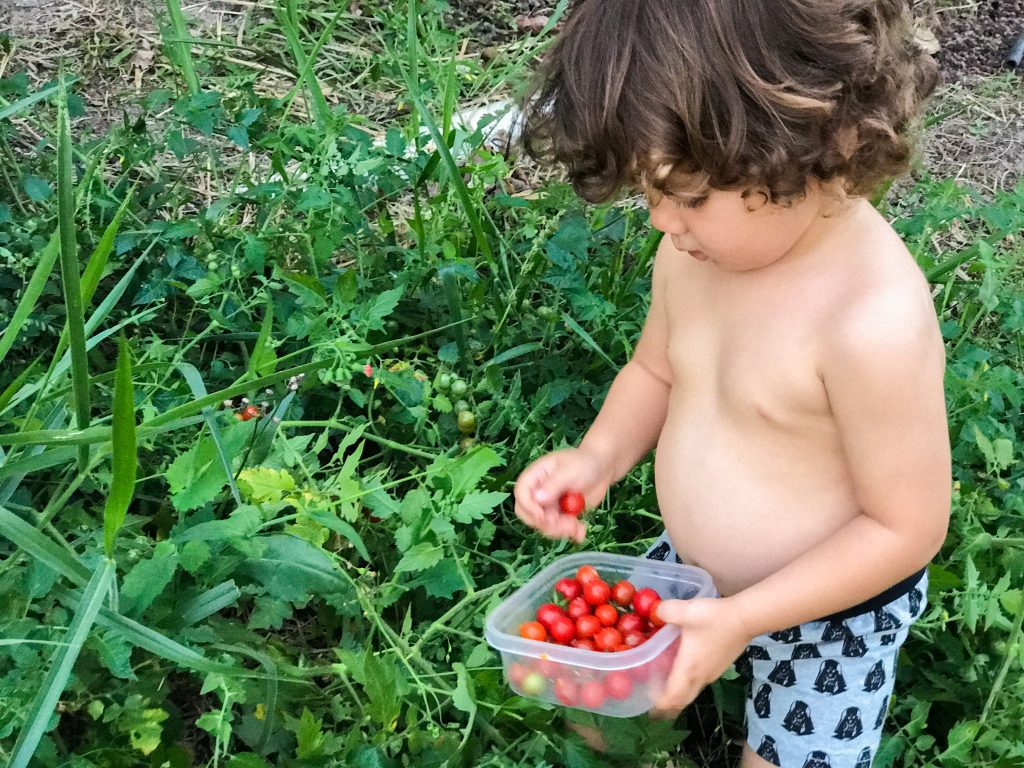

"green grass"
[0,2,1021,766]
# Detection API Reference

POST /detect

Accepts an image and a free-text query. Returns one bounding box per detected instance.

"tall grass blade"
[0,356,42,414]
[56,81,91,471]
[164,0,201,96]
[0,403,67,506]
[0,231,59,367]
[0,77,78,122]
[0,505,91,585]
[8,558,114,768]
[103,336,137,557]
[247,297,276,379]
[176,362,241,505]
[277,0,331,131]
[178,581,242,626]
[80,188,134,308]
[439,267,467,362]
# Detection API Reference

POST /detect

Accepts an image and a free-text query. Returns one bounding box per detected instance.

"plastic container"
[484,551,717,717]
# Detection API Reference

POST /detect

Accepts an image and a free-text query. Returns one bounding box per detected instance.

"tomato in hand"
[519,621,547,641]
[580,680,607,708]
[648,599,665,628]
[611,580,636,607]
[594,627,623,652]
[632,587,661,619]
[535,603,565,629]
[559,490,585,517]
[605,671,633,700]
[594,603,619,627]
[554,577,581,602]
[549,615,576,645]
[576,565,600,585]
[574,614,601,640]
[567,596,591,620]
[583,579,611,606]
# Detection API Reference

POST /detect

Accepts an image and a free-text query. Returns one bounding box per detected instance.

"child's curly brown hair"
[519,0,939,205]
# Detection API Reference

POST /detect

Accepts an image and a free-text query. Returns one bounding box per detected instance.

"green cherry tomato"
[207,260,219,271]
[521,671,547,696]
[537,305,557,321]
[437,373,452,391]
[453,399,470,414]
[451,379,468,397]
[459,437,476,451]
[457,411,477,434]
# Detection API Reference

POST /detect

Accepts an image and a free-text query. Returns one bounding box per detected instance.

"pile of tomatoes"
[518,565,666,652]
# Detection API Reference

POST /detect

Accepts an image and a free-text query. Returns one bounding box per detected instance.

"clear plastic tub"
[484,551,717,717]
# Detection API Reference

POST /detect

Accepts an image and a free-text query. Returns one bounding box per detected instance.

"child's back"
[511,1,950,766]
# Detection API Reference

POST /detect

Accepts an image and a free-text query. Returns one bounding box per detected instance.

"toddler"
[512,2,950,766]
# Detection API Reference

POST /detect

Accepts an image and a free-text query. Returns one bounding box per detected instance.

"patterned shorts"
[644,531,928,768]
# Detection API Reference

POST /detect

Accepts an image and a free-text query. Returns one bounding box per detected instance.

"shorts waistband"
[817,566,926,624]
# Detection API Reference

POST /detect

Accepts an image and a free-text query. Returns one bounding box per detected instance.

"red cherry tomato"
[559,490,585,517]
[554,677,580,705]
[507,662,529,687]
[580,680,607,708]
[571,638,597,651]
[632,587,661,619]
[623,630,646,647]
[567,596,591,620]
[583,579,611,606]
[605,671,634,699]
[613,643,631,652]
[519,621,547,641]
[535,603,565,629]
[611,580,636,607]
[630,661,652,682]
[594,603,619,626]
[549,615,576,645]
[554,577,581,602]
[594,627,623,652]
[648,599,665,628]
[576,565,600,585]
[575,614,601,640]
[617,613,644,635]
[535,658,561,679]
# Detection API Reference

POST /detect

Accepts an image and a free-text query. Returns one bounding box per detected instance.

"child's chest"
[663,267,837,429]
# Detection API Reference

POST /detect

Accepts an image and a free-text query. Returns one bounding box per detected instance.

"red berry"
[535,658,561,679]
[648,599,665,628]
[611,580,636,607]
[630,662,652,682]
[549,615,576,645]
[535,603,565,629]
[580,680,607,708]
[632,587,661,619]
[617,613,644,635]
[576,565,600,585]
[623,630,646,647]
[519,621,546,641]
[571,638,597,651]
[594,627,623,652]
[554,577,581,602]
[595,603,619,626]
[583,579,611,606]
[567,596,591,620]
[559,491,585,517]
[507,662,529,687]
[613,643,631,652]
[575,614,601,640]
[605,671,634,699]
[554,677,579,705]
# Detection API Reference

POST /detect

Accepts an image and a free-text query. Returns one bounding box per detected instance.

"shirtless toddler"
[512,2,951,766]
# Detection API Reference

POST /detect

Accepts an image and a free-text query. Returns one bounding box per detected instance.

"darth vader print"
[756,735,781,766]
[873,607,902,632]
[737,644,771,678]
[854,747,873,768]
[770,625,802,643]
[821,619,850,642]
[875,698,889,729]
[768,659,797,687]
[909,587,923,616]
[833,707,864,740]
[753,683,772,718]
[841,632,868,658]
[801,751,831,768]
[812,659,847,695]
[782,700,815,735]
[863,659,886,692]
[792,643,822,660]
[646,541,671,561]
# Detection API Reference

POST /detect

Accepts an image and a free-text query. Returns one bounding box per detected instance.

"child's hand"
[648,597,753,719]
[513,447,613,544]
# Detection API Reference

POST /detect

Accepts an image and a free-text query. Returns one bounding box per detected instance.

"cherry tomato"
[535,603,565,629]
[554,677,579,706]
[630,661,652,682]
[632,587,661,619]
[583,579,611,606]
[648,599,665,628]
[575,614,601,640]
[549,615,576,645]
[571,638,597,651]
[451,379,468,397]
[521,671,547,696]
[457,410,477,434]
[623,630,646,647]
[595,627,623,652]
[559,490,585,517]
[576,565,600,585]
[580,680,607,708]
[605,671,634,700]
[554,577,581,602]
[507,662,529,687]
[535,658,561,679]
[519,621,547,642]
[567,597,591,620]
[613,643,631,652]
[617,613,644,635]
[611,580,636,607]
[594,603,619,627]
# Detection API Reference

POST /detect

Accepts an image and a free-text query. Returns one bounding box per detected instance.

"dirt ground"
[1,0,1021,193]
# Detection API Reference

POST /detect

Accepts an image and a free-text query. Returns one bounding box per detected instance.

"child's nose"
[647,199,687,235]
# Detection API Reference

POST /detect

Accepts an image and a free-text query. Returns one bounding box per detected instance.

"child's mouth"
[689,250,709,261]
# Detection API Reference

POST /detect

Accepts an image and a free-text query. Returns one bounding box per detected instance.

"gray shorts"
[644,531,928,768]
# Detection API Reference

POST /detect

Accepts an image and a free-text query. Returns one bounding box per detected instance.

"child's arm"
[577,238,675,485]
[651,286,951,717]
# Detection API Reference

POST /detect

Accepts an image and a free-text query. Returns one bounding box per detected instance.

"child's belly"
[654,400,861,597]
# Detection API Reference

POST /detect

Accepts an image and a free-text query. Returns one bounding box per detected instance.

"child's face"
[645,183,827,272]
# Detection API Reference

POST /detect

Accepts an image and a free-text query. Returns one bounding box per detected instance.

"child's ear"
[741,188,770,212]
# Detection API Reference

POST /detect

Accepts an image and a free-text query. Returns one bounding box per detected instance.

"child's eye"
[677,195,708,210]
